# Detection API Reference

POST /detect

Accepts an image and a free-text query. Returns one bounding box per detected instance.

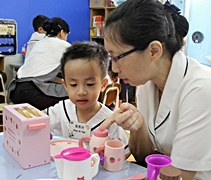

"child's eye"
[87,84,94,86]
[70,84,77,87]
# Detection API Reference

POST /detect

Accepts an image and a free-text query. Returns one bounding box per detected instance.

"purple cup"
[145,154,172,180]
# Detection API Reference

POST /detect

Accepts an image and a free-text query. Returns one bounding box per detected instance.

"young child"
[25,14,49,58]
[46,41,129,154]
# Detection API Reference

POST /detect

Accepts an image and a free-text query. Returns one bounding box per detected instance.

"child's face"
[62,58,107,110]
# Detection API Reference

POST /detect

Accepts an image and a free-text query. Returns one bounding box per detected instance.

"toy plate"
[50,139,82,160]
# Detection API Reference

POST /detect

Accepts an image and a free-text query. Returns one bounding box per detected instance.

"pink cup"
[96,139,125,172]
[145,154,172,180]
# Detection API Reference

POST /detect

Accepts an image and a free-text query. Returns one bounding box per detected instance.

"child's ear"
[101,78,108,92]
[38,27,46,34]
[61,79,68,92]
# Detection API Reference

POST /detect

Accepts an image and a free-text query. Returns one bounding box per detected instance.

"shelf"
[90,1,117,42]
[105,6,116,9]
[0,56,4,71]
[90,6,115,9]
[0,44,15,46]
[90,6,116,28]
[90,36,104,39]
[90,6,105,9]
[0,19,17,55]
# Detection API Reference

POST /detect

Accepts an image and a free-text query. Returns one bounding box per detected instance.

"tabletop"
[0,132,147,180]
[9,62,23,69]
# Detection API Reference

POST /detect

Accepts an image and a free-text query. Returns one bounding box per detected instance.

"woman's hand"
[99,102,153,164]
[99,102,144,131]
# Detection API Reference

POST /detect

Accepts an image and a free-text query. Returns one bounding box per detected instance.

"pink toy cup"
[145,154,172,180]
[96,139,125,172]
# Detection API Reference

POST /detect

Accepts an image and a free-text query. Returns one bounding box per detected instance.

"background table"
[0,132,147,180]
[9,62,23,78]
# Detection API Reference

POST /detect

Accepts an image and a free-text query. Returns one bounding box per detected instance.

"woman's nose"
[112,63,120,73]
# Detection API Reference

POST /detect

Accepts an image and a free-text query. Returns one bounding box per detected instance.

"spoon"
[119,173,147,180]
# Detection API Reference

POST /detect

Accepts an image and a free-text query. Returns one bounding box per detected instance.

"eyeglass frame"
[109,47,137,63]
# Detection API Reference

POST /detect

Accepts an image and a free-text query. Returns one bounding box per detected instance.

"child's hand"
[98,103,144,132]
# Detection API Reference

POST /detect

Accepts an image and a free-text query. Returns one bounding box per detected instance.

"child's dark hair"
[33,15,49,32]
[61,41,109,79]
[42,17,70,36]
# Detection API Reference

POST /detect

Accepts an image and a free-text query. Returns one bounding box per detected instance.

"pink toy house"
[3,103,50,169]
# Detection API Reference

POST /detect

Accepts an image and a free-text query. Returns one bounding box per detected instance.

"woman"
[99,0,211,179]
[8,17,71,110]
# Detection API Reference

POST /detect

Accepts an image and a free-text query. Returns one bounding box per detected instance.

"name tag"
[69,121,91,139]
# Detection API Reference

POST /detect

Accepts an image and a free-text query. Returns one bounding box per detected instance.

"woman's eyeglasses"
[109,47,137,62]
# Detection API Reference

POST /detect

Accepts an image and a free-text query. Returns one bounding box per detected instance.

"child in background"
[8,17,71,110]
[25,14,49,58]
[46,41,129,154]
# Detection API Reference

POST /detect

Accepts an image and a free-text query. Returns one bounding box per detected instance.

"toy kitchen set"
[2,103,50,169]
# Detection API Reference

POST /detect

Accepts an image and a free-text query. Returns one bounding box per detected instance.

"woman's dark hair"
[61,41,109,79]
[104,0,189,57]
[43,17,70,36]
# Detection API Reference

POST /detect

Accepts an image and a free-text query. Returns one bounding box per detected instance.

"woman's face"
[104,37,154,86]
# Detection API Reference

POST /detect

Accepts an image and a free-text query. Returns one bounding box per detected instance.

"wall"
[0,0,90,88]
[0,0,90,53]
[186,0,211,66]
[171,0,211,66]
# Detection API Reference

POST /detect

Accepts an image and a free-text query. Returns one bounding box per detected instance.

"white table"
[0,132,147,180]
[9,62,23,78]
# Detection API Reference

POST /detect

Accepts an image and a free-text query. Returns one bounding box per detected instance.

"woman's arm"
[129,121,154,165]
[180,169,196,180]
